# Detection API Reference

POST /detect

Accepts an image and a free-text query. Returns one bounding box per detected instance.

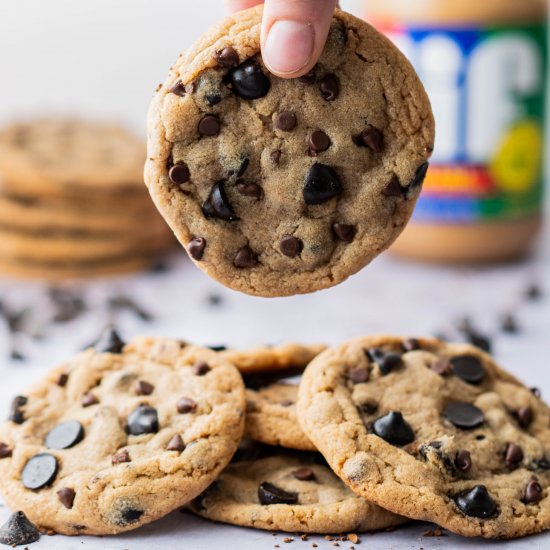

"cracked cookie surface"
[0,336,245,535]
[145,6,434,297]
[297,336,550,539]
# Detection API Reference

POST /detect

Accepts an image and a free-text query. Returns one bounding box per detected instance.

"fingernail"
[264,20,314,75]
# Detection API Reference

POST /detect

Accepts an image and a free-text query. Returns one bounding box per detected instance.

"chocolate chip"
[214,46,239,68]
[177,397,197,414]
[45,420,84,450]
[538,457,550,470]
[205,94,222,106]
[203,181,239,221]
[0,443,12,459]
[532,387,542,399]
[188,237,207,261]
[22,453,58,490]
[309,130,331,154]
[236,157,250,177]
[193,361,210,376]
[258,481,298,505]
[81,392,99,407]
[0,512,40,546]
[169,164,190,185]
[524,477,543,504]
[127,405,159,436]
[358,401,378,415]
[117,509,144,526]
[135,381,154,396]
[112,449,131,465]
[280,400,294,407]
[57,487,76,509]
[454,485,497,518]
[236,182,263,199]
[382,176,403,197]
[94,327,125,354]
[280,235,303,258]
[515,406,533,429]
[450,355,485,385]
[332,223,355,242]
[270,150,282,165]
[443,402,484,430]
[292,468,315,481]
[304,163,343,205]
[319,74,339,101]
[505,443,524,468]
[372,412,415,446]
[356,127,384,152]
[298,67,317,84]
[367,349,403,375]
[409,162,429,191]
[402,338,421,352]
[431,358,453,376]
[348,367,369,384]
[501,314,519,334]
[226,59,271,100]
[234,246,258,268]
[169,80,186,96]
[198,115,221,137]
[55,373,69,387]
[465,330,492,353]
[167,434,185,452]
[8,395,27,424]
[275,111,297,132]
[455,450,472,472]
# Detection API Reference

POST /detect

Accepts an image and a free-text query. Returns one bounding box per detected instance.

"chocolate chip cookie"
[297,336,550,539]
[145,6,434,297]
[188,452,406,533]
[0,336,245,535]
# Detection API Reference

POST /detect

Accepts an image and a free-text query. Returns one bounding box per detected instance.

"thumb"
[261,0,339,78]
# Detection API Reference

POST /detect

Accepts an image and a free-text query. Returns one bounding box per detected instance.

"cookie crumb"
[347,533,359,544]
[283,537,294,543]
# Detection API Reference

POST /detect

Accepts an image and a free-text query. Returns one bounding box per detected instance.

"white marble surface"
[0,226,549,549]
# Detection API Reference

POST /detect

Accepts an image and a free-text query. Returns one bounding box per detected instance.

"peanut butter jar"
[360,0,548,262]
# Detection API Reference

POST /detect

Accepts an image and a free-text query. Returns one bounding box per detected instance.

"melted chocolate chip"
[226,59,271,100]
[443,402,484,430]
[198,115,221,137]
[258,481,298,505]
[455,450,472,472]
[169,80,186,96]
[234,246,258,268]
[214,46,239,68]
[188,237,207,261]
[177,397,197,414]
[112,449,131,465]
[203,181,239,221]
[0,443,12,459]
[505,443,524,469]
[9,395,27,424]
[372,412,415,446]
[367,348,403,375]
[57,487,76,509]
[236,182,263,199]
[81,392,99,407]
[332,223,355,242]
[356,127,384,152]
[382,176,403,197]
[450,355,485,385]
[348,367,369,384]
[166,434,185,452]
[319,74,340,101]
[309,130,331,154]
[431,358,453,376]
[45,420,84,450]
[275,111,297,132]
[280,235,303,258]
[524,477,543,504]
[454,485,497,518]
[292,468,315,481]
[135,381,154,396]
[56,373,69,387]
[127,405,159,436]
[95,327,125,354]
[515,406,533,429]
[22,453,58,490]
[0,512,40,546]
[169,164,190,185]
[193,361,210,376]
[304,163,343,205]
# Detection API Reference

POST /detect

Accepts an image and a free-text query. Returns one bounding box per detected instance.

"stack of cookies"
[0,331,549,543]
[0,119,174,281]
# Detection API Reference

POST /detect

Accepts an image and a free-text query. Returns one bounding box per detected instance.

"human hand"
[225,0,339,78]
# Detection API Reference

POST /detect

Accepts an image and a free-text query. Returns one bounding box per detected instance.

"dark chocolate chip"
[94,327,125,354]
[309,130,331,154]
[532,387,542,399]
[135,381,154,396]
[275,111,297,132]
[57,487,76,509]
[226,59,271,100]
[127,405,159,436]
[188,237,207,261]
[501,314,519,334]
[505,443,524,469]
[466,330,492,353]
[177,397,197,414]
[198,115,221,137]
[454,485,497,518]
[81,392,99,407]
[409,162,429,191]
[298,67,317,84]
[358,401,378,415]
[45,420,84,450]
[169,164,190,185]
[0,511,40,546]
[475,434,486,441]
[0,443,12,459]
[455,450,472,472]
[236,182,263,199]
[402,338,421,352]
[205,94,222,106]
[169,80,186,97]
[280,235,303,258]
[450,355,485,385]
[538,457,550,470]
[22,453,58,490]
[203,181,239,221]
[292,468,315,481]
[356,127,384,152]
[372,412,415,446]
[270,150,282,165]
[382,176,403,197]
[208,345,227,352]
[112,449,131,465]
[332,223,355,242]
[431,358,453,376]
[118,509,144,526]
[319,74,340,101]
[193,361,210,376]
[214,46,239,68]
[258,481,298,505]
[234,246,258,268]
[304,163,343,205]
[237,157,250,178]
[443,402,484,430]
[56,373,69,387]
[166,434,185,452]
[515,406,533,429]
[524,477,543,504]
[367,348,403,375]
[9,395,27,424]
[348,367,369,384]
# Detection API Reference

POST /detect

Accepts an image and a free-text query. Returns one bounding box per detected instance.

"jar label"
[380,22,547,223]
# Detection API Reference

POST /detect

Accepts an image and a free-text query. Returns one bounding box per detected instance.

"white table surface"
[0,227,549,549]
